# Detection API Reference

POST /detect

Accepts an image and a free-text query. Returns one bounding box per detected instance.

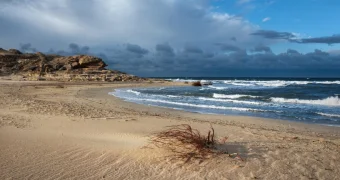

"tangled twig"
[149,124,230,162]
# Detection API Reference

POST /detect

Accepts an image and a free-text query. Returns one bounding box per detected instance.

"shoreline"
[1,80,340,179]
[106,86,340,135]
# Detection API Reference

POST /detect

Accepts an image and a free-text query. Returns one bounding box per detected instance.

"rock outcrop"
[0,48,145,82]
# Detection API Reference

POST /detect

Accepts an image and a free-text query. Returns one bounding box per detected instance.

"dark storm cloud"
[294,35,340,45]
[203,52,214,58]
[69,43,90,54]
[251,30,340,45]
[11,43,340,77]
[155,43,175,57]
[286,49,300,54]
[126,43,149,55]
[20,43,37,53]
[252,45,272,53]
[215,43,241,52]
[250,30,296,40]
[183,46,203,54]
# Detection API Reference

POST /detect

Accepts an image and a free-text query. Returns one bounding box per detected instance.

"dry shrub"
[150,124,230,162]
[192,81,202,86]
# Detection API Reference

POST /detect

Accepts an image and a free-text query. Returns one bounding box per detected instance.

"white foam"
[223,80,340,87]
[126,89,141,96]
[317,112,340,118]
[131,98,267,112]
[199,97,262,105]
[208,85,228,90]
[213,93,259,99]
[167,78,197,82]
[271,96,340,107]
[315,81,340,85]
[167,95,180,98]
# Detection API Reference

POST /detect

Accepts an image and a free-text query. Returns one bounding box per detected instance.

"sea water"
[109,77,340,127]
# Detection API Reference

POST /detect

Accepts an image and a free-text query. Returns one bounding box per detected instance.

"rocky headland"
[0,48,145,82]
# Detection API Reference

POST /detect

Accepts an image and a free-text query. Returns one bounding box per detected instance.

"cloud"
[251,30,340,45]
[155,43,175,57]
[15,43,340,77]
[294,35,340,45]
[69,43,90,54]
[250,30,296,40]
[1,0,340,77]
[230,37,237,42]
[183,46,203,54]
[215,43,242,52]
[286,49,300,54]
[19,43,37,53]
[329,49,340,55]
[0,0,261,51]
[126,43,149,56]
[252,45,272,53]
[262,17,271,22]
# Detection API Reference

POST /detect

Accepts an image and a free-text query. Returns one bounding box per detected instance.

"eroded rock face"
[0,48,145,82]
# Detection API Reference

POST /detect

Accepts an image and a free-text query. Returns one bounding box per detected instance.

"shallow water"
[110,77,340,126]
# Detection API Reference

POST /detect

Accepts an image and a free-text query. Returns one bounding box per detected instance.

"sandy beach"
[1,80,340,180]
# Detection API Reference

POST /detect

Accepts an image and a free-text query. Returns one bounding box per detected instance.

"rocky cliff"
[0,48,144,82]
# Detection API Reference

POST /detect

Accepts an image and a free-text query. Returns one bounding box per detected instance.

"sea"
[109,77,340,127]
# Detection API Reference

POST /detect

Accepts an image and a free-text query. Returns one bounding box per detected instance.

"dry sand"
[0,80,339,180]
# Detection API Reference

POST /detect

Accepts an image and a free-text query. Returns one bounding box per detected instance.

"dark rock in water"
[0,48,146,82]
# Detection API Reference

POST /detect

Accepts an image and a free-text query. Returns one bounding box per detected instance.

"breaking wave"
[199,97,263,105]
[213,93,259,99]
[131,98,269,112]
[317,112,340,118]
[270,96,340,107]
[126,89,141,95]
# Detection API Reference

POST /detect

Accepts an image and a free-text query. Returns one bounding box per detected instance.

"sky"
[0,0,340,77]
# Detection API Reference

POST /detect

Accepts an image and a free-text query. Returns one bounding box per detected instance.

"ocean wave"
[132,98,268,112]
[213,93,259,99]
[199,97,262,105]
[315,81,340,85]
[222,80,340,87]
[126,89,141,95]
[167,95,180,98]
[317,112,340,118]
[167,78,197,82]
[270,96,340,106]
[207,85,228,90]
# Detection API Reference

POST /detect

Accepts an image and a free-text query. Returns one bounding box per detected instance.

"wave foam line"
[271,96,340,106]
[130,98,268,112]
[317,112,340,118]
[223,80,340,87]
[199,97,263,105]
[207,85,228,90]
[213,93,259,99]
[126,89,141,95]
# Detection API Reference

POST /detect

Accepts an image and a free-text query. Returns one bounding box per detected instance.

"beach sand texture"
[1,80,340,180]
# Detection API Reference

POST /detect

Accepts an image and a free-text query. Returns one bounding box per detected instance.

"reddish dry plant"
[149,124,229,162]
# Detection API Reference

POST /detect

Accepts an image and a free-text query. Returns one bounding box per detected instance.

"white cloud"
[0,0,266,50]
[262,17,271,22]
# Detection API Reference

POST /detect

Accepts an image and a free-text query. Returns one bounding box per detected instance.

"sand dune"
[0,80,339,179]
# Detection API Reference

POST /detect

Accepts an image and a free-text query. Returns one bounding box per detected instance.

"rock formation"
[0,48,145,82]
